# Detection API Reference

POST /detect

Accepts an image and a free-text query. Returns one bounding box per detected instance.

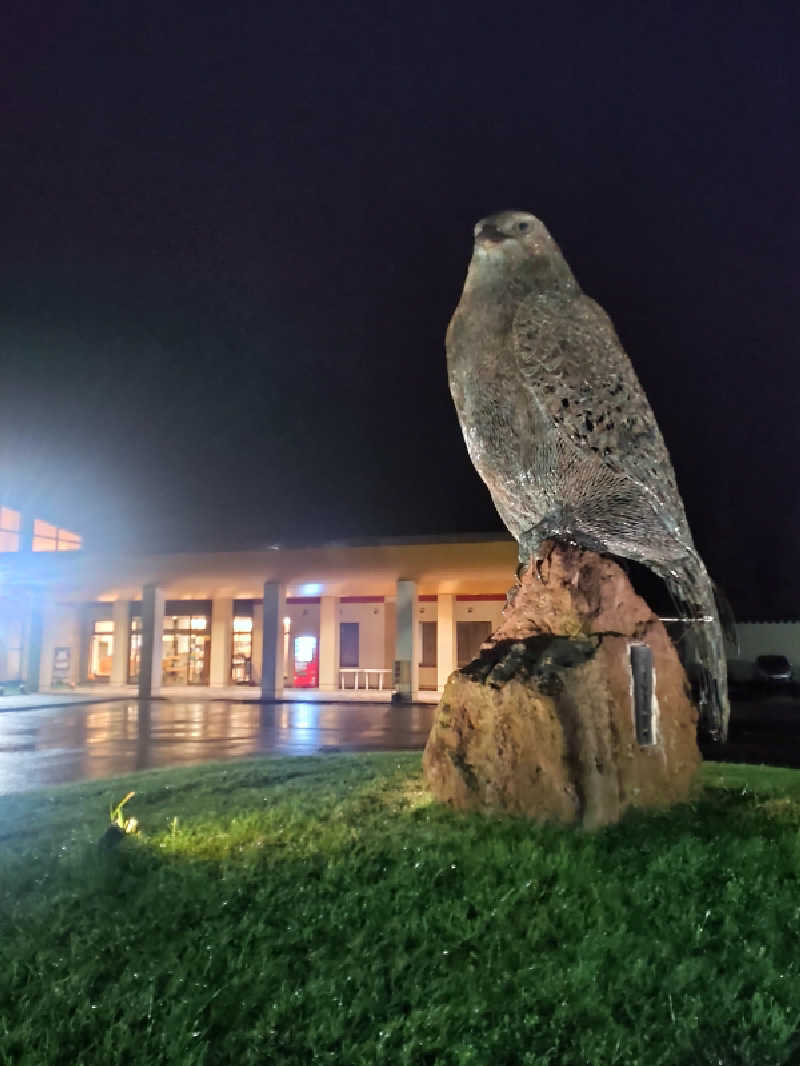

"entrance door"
[187,633,209,684]
[0,609,24,682]
[293,634,318,687]
[231,616,253,683]
[162,614,210,685]
[88,620,114,681]
[128,617,142,683]
[456,620,492,667]
[419,620,438,690]
[339,622,359,668]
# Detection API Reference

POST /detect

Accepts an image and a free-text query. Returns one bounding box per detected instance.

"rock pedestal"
[423,541,700,827]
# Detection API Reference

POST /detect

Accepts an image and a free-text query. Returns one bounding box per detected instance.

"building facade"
[1,521,519,700]
[5,502,791,700]
[0,504,82,688]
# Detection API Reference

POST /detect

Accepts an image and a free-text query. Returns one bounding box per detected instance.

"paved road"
[0,701,436,795]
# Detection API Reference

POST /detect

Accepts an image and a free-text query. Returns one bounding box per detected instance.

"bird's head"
[465,210,574,294]
[473,210,556,258]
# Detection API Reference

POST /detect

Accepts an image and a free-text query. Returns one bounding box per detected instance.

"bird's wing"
[511,291,686,520]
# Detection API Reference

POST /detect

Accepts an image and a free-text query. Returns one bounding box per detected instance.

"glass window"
[339,622,359,668]
[1,616,23,680]
[57,532,81,550]
[34,519,57,539]
[295,635,316,663]
[56,529,81,550]
[31,518,82,552]
[161,616,210,685]
[88,618,114,681]
[0,508,20,551]
[456,620,492,667]
[164,615,209,632]
[231,616,253,683]
[0,507,20,531]
[0,531,19,552]
[420,621,437,668]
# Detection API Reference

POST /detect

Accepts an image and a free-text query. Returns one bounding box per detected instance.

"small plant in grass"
[110,790,138,833]
[98,790,138,848]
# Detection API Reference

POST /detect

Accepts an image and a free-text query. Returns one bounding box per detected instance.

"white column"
[139,585,165,699]
[110,600,129,685]
[437,593,456,691]
[38,600,61,689]
[24,595,44,692]
[394,579,417,702]
[209,598,233,687]
[77,604,90,684]
[251,606,263,684]
[412,612,420,701]
[261,581,286,699]
[319,595,338,691]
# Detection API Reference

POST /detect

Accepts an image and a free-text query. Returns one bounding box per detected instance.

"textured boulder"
[423,541,700,827]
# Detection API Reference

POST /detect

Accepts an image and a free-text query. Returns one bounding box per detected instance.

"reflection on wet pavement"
[0,701,436,794]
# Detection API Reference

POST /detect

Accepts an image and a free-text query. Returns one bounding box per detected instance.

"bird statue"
[446,210,729,740]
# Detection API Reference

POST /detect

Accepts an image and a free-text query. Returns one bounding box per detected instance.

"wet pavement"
[3,695,800,796]
[0,701,436,794]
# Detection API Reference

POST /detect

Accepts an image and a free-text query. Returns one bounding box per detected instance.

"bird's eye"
[517,221,529,233]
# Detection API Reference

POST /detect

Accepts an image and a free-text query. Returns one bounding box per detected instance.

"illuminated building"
[1,507,516,700]
[0,505,82,687]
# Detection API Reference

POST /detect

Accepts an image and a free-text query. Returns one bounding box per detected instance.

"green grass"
[1,756,800,1066]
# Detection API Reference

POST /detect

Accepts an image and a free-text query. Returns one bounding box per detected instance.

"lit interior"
[0,508,20,552]
[32,518,82,552]
[88,619,114,679]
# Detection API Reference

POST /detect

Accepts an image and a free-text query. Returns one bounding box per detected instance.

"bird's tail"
[655,554,731,742]
[713,580,739,653]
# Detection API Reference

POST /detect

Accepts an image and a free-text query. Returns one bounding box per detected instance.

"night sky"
[1,2,797,618]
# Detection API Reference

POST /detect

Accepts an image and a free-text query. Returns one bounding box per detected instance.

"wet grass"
[1,754,800,1065]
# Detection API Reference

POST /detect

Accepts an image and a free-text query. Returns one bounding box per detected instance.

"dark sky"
[0,2,797,617]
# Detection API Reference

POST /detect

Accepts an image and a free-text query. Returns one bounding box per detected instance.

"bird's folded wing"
[511,290,684,516]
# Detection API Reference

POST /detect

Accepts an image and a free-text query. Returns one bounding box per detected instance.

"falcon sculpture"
[447,210,729,739]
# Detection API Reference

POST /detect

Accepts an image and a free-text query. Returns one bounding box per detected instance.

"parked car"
[754,654,793,684]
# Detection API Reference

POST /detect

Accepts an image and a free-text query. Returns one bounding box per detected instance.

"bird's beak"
[475,222,506,244]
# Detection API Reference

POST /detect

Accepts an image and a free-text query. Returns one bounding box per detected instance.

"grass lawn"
[2,756,800,1066]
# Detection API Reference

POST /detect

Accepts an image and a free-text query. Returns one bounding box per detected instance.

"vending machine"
[292,634,319,687]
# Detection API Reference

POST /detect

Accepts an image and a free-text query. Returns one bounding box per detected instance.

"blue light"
[300,583,322,596]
